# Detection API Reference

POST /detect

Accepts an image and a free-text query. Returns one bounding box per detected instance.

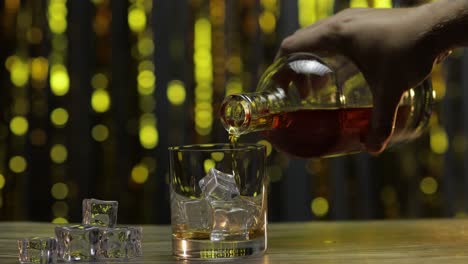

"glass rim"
[168,143,265,152]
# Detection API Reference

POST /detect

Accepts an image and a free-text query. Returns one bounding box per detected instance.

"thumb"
[364,94,401,154]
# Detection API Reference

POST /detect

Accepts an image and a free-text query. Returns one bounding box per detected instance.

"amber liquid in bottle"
[232,106,409,158]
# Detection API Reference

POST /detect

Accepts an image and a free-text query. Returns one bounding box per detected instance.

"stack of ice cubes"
[18,199,142,263]
[174,168,262,241]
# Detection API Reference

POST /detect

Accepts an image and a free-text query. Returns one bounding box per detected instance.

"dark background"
[0,0,466,224]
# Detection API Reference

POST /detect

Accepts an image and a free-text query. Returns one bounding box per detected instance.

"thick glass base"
[172,237,266,260]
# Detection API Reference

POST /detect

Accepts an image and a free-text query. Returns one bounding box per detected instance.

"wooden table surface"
[3,219,468,263]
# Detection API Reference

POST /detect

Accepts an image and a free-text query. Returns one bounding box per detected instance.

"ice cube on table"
[82,198,118,227]
[98,226,143,260]
[55,225,100,262]
[126,226,143,258]
[18,237,57,264]
[210,196,262,241]
[199,168,240,201]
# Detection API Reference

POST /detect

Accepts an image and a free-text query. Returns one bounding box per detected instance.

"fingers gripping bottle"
[220,53,434,158]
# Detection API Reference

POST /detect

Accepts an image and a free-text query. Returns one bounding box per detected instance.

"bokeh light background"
[0,0,466,224]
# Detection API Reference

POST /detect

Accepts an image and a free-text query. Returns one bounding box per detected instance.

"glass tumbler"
[168,143,267,260]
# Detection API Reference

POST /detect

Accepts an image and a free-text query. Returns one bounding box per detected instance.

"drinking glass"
[168,143,267,260]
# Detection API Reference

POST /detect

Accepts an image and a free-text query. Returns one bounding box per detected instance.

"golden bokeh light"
[48,16,67,35]
[211,152,224,162]
[10,116,28,136]
[167,80,186,106]
[138,60,154,71]
[51,182,69,200]
[195,101,212,112]
[128,7,146,33]
[10,59,29,87]
[50,108,69,127]
[430,126,449,154]
[91,73,108,89]
[420,177,438,195]
[52,217,69,224]
[194,67,213,83]
[194,17,213,135]
[374,0,392,8]
[194,18,211,48]
[5,55,18,71]
[50,144,68,164]
[311,197,329,217]
[195,110,213,129]
[5,0,20,11]
[204,159,215,173]
[350,0,370,7]
[31,57,49,81]
[91,89,111,113]
[140,113,156,126]
[298,0,333,28]
[259,11,276,34]
[196,127,211,136]
[195,84,213,101]
[9,156,27,173]
[92,124,109,142]
[137,70,155,95]
[50,64,70,96]
[0,174,5,190]
[48,0,68,34]
[131,164,149,184]
[139,125,158,149]
[137,37,154,56]
[261,0,277,10]
[48,1,67,19]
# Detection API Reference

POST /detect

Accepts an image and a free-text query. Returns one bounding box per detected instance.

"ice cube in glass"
[210,197,261,241]
[182,198,212,230]
[199,168,240,201]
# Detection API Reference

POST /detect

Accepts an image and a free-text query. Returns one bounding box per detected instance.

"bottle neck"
[220,89,287,136]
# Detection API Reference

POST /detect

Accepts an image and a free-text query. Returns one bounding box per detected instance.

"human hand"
[278,6,442,154]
